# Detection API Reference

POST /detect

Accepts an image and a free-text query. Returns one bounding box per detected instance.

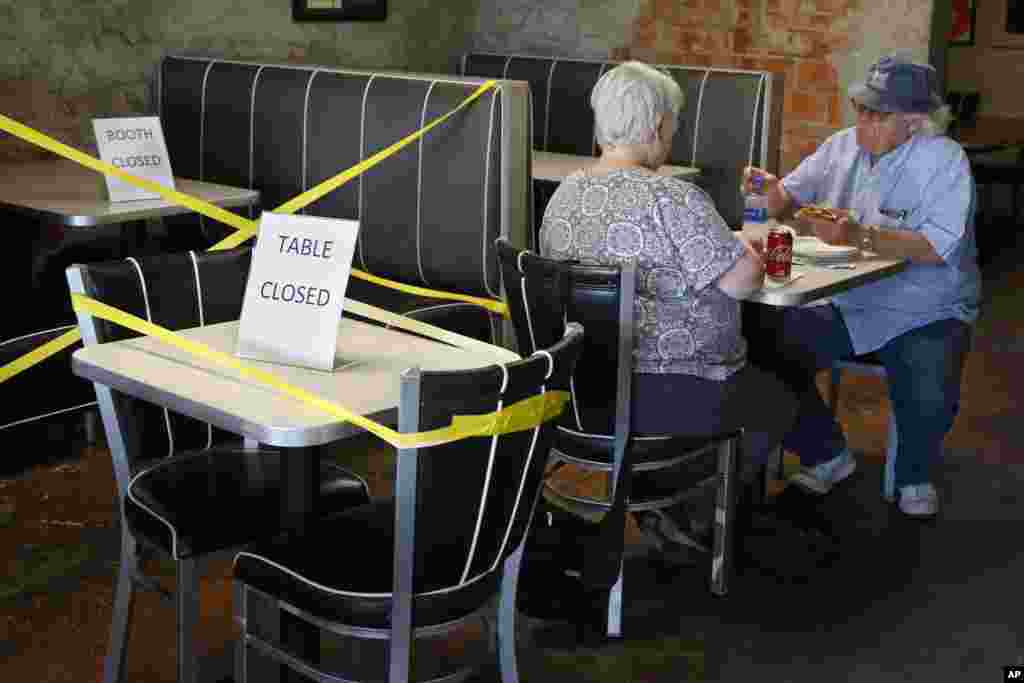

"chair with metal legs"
[829,355,899,501]
[497,239,743,639]
[0,325,98,459]
[232,324,584,683]
[67,247,371,683]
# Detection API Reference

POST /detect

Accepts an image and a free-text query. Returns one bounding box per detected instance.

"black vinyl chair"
[0,326,98,460]
[496,239,743,638]
[965,143,1024,264]
[232,324,584,683]
[66,247,372,683]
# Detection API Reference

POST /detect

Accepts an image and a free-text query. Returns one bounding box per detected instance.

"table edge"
[0,179,260,227]
[745,258,907,306]
[72,353,392,447]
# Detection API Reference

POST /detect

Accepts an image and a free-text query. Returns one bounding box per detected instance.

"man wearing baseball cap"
[742,50,980,518]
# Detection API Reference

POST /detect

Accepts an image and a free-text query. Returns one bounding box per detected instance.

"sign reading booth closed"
[92,116,175,202]
[237,212,360,371]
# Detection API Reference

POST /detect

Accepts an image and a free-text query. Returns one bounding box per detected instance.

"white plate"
[792,236,860,260]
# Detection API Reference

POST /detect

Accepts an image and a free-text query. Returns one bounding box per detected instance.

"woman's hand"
[718,234,765,299]
[744,235,765,257]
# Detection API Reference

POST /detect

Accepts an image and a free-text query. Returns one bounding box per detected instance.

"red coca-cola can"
[765,226,793,280]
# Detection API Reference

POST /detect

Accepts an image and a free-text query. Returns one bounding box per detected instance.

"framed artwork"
[292,0,386,21]
[949,0,975,46]
[992,0,1024,48]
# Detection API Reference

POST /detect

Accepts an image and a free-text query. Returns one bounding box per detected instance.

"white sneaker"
[898,483,939,517]
[789,449,857,495]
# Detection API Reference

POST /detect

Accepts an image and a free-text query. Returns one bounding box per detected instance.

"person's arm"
[743,132,843,224]
[654,181,756,299]
[807,144,972,265]
[808,217,943,264]
[717,235,766,299]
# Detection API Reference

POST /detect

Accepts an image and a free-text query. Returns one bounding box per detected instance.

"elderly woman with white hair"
[743,50,981,518]
[539,61,799,561]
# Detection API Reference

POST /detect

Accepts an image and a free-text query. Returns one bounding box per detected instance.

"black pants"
[631,363,798,483]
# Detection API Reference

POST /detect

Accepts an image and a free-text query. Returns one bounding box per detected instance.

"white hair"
[591,61,684,147]
[901,104,953,137]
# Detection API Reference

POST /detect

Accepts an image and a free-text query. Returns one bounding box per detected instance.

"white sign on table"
[92,116,176,202]
[236,212,360,371]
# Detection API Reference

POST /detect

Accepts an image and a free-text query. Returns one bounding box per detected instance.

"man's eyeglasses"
[851,100,893,121]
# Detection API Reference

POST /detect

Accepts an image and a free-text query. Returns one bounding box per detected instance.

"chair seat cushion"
[234,500,500,629]
[125,448,370,559]
[344,277,495,344]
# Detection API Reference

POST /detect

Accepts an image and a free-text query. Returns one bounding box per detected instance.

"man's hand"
[741,166,795,220]
[811,214,858,245]
[792,207,858,245]
[741,166,779,194]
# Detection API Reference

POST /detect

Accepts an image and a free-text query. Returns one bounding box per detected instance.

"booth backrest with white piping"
[460,52,784,228]
[157,55,532,344]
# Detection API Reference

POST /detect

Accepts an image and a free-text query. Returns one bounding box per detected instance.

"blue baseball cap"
[848,52,942,114]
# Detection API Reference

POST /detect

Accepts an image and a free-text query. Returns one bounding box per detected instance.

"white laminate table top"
[531,151,700,183]
[0,159,260,227]
[72,317,520,448]
[739,223,907,307]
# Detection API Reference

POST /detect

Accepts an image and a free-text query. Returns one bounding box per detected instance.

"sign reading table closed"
[237,212,360,371]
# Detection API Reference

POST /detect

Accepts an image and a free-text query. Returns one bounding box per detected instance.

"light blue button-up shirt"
[781,127,981,355]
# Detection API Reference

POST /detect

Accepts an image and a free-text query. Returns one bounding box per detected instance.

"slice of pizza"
[794,205,842,222]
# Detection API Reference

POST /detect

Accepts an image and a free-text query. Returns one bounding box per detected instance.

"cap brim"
[848,82,893,112]
[848,81,942,114]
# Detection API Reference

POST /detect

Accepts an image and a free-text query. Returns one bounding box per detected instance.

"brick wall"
[616,0,932,174]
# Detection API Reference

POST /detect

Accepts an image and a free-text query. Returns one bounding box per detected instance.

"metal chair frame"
[67,251,370,683]
[233,326,584,683]
[497,240,742,638]
[69,263,204,683]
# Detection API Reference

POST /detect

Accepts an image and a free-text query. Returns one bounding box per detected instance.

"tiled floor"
[2,234,1022,682]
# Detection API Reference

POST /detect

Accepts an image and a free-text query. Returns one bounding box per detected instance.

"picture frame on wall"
[292,0,386,21]
[992,0,1024,48]
[949,0,975,46]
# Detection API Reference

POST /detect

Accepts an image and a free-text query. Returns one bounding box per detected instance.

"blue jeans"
[744,303,971,488]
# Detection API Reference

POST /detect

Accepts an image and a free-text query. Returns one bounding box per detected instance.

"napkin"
[792,236,859,261]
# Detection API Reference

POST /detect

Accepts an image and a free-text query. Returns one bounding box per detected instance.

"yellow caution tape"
[343,299,505,357]
[348,270,508,316]
[207,79,508,311]
[273,81,497,215]
[0,79,507,384]
[0,328,82,383]
[207,224,258,252]
[71,293,566,448]
[256,78,509,315]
